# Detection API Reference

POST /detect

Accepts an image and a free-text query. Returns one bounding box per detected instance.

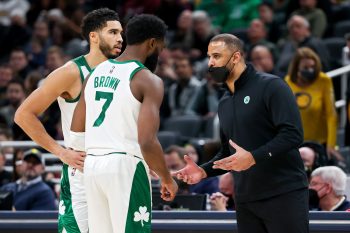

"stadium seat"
[157,131,182,149]
[163,115,203,141]
[334,20,350,38]
[323,37,346,69]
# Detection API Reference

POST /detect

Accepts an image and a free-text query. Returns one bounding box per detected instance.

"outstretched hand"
[171,155,207,184]
[213,140,255,172]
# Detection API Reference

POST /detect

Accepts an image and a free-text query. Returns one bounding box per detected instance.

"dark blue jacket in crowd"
[1,180,56,210]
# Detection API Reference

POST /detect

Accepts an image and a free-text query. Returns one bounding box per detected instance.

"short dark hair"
[126,14,167,45]
[210,33,244,54]
[81,8,120,43]
[7,78,25,91]
[164,145,186,160]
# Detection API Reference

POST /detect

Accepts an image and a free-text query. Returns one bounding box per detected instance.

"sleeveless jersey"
[57,56,92,148]
[84,59,145,158]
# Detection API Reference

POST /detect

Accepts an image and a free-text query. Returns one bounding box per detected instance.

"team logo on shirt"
[244,96,250,104]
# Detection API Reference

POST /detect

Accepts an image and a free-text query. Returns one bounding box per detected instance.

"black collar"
[222,63,256,93]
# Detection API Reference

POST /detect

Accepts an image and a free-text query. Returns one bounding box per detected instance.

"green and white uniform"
[84,59,151,233]
[57,56,91,233]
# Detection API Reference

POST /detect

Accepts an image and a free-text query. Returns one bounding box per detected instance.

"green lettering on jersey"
[112,79,120,91]
[99,76,105,87]
[94,76,120,91]
[104,76,111,87]
[108,78,116,89]
[94,77,99,88]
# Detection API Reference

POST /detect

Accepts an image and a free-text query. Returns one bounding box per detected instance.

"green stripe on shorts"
[58,164,80,233]
[125,162,152,233]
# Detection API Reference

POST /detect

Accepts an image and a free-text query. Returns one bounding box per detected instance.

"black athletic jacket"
[201,64,308,203]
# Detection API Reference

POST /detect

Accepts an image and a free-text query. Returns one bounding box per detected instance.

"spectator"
[169,9,193,50]
[291,0,328,38]
[0,148,11,187]
[210,172,235,211]
[258,2,283,43]
[246,19,277,61]
[191,10,217,61]
[0,128,13,155]
[276,15,330,76]
[184,144,199,164]
[11,149,23,182]
[0,63,14,106]
[24,71,43,95]
[250,45,284,77]
[164,145,186,172]
[1,148,56,210]
[0,10,31,59]
[299,141,328,179]
[8,48,31,79]
[190,72,222,118]
[0,0,29,26]
[168,56,201,116]
[309,166,350,211]
[44,46,65,75]
[285,47,341,161]
[0,79,26,128]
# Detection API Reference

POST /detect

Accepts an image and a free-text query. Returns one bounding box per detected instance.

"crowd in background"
[0,0,350,211]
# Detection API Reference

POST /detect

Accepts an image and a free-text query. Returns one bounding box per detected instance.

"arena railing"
[327,64,350,128]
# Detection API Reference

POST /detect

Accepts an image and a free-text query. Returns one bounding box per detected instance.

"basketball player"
[70,14,178,233]
[14,8,123,233]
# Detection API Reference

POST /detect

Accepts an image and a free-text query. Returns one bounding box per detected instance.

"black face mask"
[208,52,235,84]
[309,188,320,210]
[300,68,317,82]
[144,51,159,72]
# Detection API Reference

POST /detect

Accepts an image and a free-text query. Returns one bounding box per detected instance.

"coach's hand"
[58,148,86,172]
[172,155,207,184]
[213,140,255,172]
[160,177,178,201]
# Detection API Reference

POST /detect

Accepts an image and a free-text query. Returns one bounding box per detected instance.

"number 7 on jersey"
[93,91,113,127]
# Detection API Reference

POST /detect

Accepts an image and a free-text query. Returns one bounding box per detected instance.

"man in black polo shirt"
[174,34,309,233]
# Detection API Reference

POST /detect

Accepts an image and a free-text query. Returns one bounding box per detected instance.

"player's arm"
[134,70,177,201]
[71,77,88,133]
[69,77,88,152]
[14,62,85,169]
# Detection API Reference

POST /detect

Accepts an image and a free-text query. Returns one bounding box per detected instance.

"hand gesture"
[210,192,228,211]
[171,155,207,184]
[160,177,178,201]
[213,140,255,172]
[58,148,86,172]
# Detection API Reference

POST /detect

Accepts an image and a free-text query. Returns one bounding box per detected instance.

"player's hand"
[58,148,86,172]
[213,140,255,172]
[160,177,178,201]
[171,155,207,184]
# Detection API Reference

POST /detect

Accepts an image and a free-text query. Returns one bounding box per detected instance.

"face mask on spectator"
[300,68,317,82]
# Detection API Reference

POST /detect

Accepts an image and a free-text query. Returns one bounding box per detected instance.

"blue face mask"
[208,52,235,84]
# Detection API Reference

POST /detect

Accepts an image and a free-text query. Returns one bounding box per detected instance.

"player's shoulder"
[54,60,80,77]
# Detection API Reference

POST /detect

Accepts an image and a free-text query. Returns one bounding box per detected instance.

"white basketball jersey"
[84,59,145,158]
[57,56,92,148]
